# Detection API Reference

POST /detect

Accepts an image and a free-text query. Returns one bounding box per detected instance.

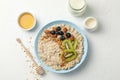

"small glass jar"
[68,0,87,16]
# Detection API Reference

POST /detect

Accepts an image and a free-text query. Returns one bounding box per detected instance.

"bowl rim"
[18,12,36,31]
[34,20,88,73]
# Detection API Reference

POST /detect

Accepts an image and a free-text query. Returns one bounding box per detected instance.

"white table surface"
[0,0,120,80]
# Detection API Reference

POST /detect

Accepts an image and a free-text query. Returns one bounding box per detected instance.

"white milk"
[84,17,98,32]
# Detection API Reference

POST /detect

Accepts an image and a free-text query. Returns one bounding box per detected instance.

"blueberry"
[59,31,64,35]
[50,30,55,35]
[56,31,64,35]
[60,36,65,40]
[56,26,61,31]
[55,31,60,35]
[66,33,71,38]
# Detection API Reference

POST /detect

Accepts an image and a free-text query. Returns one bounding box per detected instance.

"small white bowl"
[83,17,98,32]
[18,12,36,31]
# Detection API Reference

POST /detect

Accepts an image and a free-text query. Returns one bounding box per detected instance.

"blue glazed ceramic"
[34,20,88,73]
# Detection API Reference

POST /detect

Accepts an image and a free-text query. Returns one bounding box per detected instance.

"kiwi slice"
[64,49,74,58]
[73,38,78,49]
[64,50,77,62]
[62,39,73,50]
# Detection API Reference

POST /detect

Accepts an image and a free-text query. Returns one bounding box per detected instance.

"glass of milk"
[68,0,87,16]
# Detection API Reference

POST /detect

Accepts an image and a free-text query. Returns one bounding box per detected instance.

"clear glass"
[68,0,87,16]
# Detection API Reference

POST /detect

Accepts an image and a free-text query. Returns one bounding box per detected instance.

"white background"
[0,0,120,80]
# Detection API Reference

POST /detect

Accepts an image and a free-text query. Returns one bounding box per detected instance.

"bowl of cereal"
[34,20,88,73]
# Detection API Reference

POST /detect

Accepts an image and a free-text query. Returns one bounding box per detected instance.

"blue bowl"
[34,20,88,73]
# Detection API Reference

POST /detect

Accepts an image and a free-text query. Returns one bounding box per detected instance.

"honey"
[18,12,35,30]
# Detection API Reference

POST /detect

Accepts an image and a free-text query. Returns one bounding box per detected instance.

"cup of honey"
[18,12,36,30]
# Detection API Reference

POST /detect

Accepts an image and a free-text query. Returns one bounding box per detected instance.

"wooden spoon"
[16,38,45,75]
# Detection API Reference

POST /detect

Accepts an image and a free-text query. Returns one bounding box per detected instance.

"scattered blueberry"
[50,30,55,35]
[66,33,71,38]
[56,26,61,31]
[60,35,65,40]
